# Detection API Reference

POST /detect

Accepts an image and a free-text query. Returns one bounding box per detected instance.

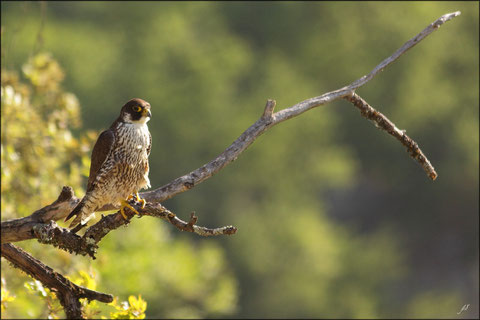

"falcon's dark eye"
[132,106,142,112]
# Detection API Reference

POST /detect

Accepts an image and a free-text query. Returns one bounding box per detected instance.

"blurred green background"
[1,1,478,319]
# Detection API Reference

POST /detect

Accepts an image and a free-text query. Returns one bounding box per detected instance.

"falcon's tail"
[65,198,85,222]
[65,195,98,229]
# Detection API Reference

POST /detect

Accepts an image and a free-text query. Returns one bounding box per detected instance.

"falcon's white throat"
[124,121,150,133]
[134,116,150,125]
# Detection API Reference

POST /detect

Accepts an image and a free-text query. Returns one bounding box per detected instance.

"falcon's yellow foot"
[134,192,146,209]
[127,192,146,208]
[120,199,141,220]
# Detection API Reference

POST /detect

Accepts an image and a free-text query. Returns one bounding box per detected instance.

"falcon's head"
[120,98,152,124]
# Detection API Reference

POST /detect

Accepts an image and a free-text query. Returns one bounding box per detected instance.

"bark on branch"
[344,93,437,179]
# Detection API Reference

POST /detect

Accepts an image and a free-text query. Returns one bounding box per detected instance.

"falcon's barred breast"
[66,98,152,229]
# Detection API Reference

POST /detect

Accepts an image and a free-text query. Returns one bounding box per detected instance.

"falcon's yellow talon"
[134,192,147,209]
[120,205,128,220]
[120,199,141,219]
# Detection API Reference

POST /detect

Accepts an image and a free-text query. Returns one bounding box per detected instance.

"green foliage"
[1,2,478,319]
[1,52,95,219]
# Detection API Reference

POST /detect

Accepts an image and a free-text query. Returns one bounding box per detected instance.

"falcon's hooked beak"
[142,109,152,119]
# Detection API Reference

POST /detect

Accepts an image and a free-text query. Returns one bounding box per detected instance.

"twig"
[261,99,276,121]
[345,93,437,180]
[139,203,238,236]
[1,243,113,319]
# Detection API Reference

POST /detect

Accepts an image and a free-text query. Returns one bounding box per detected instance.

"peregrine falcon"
[65,98,152,229]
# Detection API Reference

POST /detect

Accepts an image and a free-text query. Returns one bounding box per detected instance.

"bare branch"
[344,93,437,180]
[1,243,113,319]
[141,11,459,203]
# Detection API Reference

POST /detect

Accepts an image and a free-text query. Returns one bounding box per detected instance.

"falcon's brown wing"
[86,129,116,192]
